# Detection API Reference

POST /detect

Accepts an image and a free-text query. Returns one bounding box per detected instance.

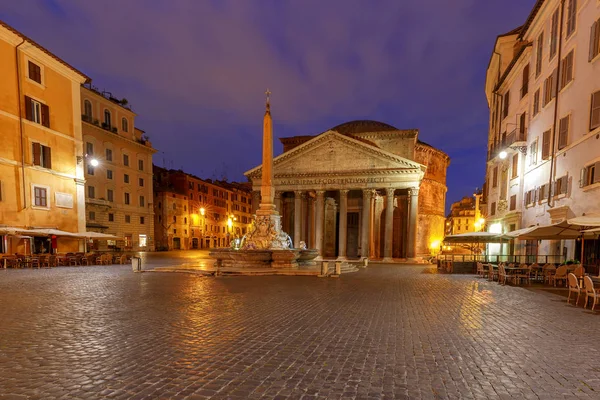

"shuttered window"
[31,142,52,169]
[107,189,114,202]
[580,162,600,187]
[566,0,577,38]
[88,186,95,199]
[559,50,574,90]
[542,130,551,160]
[591,91,600,130]
[530,140,538,165]
[512,154,519,179]
[521,64,529,98]
[555,175,568,196]
[536,32,544,77]
[558,115,570,150]
[533,89,540,116]
[28,61,41,83]
[550,8,559,59]
[543,69,557,106]
[590,19,600,61]
[24,96,49,127]
[492,166,498,187]
[509,195,517,211]
[33,186,47,207]
[502,91,510,119]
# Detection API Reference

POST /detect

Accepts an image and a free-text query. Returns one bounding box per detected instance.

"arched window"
[121,117,128,132]
[84,100,92,118]
[104,109,112,127]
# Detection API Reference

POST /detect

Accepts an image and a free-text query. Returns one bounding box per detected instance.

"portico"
[246,128,427,260]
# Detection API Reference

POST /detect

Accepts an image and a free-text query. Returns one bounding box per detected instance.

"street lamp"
[90,158,99,167]
[199,207,206,248]
[499,151,508,160]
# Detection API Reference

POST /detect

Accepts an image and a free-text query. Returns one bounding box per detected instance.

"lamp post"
[200,207,205,248]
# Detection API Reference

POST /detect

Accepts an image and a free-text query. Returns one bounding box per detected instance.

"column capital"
[339,189,350,197]
[385,188,396,197]
[362,188,373,198]
[408,187,420,197]
[316,190,326,198]
[274,191,282,199]
[294,190,303,197]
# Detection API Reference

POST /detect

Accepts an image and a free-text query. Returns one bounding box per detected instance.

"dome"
[331,120,399,135]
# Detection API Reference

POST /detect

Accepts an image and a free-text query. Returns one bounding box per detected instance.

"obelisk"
[257,89,277,216]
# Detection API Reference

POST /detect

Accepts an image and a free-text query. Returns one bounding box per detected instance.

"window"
[536,32,544,77]
[509,195,517,211]
[87,164,95,175]
[107,170,113,180]
[139,196,145,207]
[124,174,129,184]
[525,189,534,206]
[492,166,498,188]
[555,175,568,196]
[33,186,47,207]
[84,100,92,119]
[122,118,128,132]
[519,113,526,137]
[530,140,538,165]
[104,109,111,128]
[542,130,551,160]
[107,189,114,202]
[560,50,574,90]
[173,229,177,234]
[591,18,600,61]
[533,89,540,116]
[89,211,95,221]
[138,159,144,171]
[511,154,518,179]
[558,115,570,150]
[125,215,131,223]
[88,186,95,199]
[25,96,49,127]
[28,61,41,83]
[139,234,147,247]
[502,91,510,119]
[158,202,162,209]
[139,178,144,187]
[108,213,114,222]
[550,8,559,59]
[581,162,600,187]
[590,91,600,131]
[521,64,529,98]
[106,148,113,161]
[86,142,94,156]
[140,216,145,225]
[123,154,129,166]
[543,69,557,106]
[566,0,577,38]
[184,217,187,224]
[491,202,496,216]
[173,216,177,223]
[538,184,549,203]
[31,143,52,169]
[124,192,130,205]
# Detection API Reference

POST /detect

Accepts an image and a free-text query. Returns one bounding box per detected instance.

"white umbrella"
[81,232,120,239]
[443,231,506,243]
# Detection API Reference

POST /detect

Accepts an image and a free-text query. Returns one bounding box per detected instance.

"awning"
[517,220,582,240]
[443,232,506,243]
[567,215,600,227]
[17,228,82,238]
[503,226,538,239]
[81,231,120,239]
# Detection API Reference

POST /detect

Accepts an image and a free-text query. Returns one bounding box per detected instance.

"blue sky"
[1,0,537,213]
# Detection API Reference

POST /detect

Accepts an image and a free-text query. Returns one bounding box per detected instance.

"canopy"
[567,215,600,227]
[503,226,538,239]
[22,228,82,237]
[443,232,506,243]
[517,220,583,240]
[81,231,120,239]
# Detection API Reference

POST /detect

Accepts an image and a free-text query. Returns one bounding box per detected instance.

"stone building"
[153,166,253,250]
[485,0,600,262]
[245,120,450,260]
[446,192,487,235]
[81,85,156,251]
[0,21,89,254]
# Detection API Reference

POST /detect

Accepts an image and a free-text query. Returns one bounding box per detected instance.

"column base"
[382,257,394,263]
[336,256,347,261]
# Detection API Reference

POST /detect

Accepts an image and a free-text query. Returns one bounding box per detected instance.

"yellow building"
[81,85,157,251]
[446,192,487,235]
[0,21,89,254]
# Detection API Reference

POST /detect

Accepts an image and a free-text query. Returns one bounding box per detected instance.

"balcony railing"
[506,128,527,147]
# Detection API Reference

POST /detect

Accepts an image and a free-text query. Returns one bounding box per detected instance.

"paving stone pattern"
[1,265,600,399]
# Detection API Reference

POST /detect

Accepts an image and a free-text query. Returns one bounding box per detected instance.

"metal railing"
[438,254,566,264]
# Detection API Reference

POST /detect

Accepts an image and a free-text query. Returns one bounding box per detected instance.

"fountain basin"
[298,249,319,267]
[271,249,300,269]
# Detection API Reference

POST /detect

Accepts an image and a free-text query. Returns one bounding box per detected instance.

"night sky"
[1,0,536,213]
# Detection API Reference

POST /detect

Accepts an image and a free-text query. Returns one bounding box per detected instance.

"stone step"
[324,261,360,275]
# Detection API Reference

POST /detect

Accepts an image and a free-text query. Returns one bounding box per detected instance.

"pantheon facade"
[245,120,449,260]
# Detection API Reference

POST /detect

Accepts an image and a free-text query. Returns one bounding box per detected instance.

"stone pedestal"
[243,214,291,250]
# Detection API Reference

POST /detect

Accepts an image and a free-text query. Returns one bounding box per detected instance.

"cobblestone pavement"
[1,265,600,399]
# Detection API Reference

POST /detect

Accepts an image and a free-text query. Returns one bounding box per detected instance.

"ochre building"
[245,120,450,260]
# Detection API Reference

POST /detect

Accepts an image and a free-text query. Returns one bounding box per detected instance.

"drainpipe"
[15,38,27,210]
[548,0,566,207]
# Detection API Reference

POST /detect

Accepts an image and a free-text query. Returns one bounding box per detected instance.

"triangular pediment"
[245,130,425,179]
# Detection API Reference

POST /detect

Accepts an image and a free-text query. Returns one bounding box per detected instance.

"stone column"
[360,189,372,258]
[307,196,314,248]
[337,189,349,260]
[274,191,282,214]
[407,188,419,259]
[383,188,395,262]
[294,190,303,248]
[315,190,325,256]
[251,191,260,214]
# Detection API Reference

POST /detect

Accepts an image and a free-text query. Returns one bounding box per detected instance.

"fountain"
[209,90,319,273]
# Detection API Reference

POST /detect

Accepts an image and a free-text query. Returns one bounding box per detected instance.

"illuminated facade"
[0,21,89,253]
[246,120,450,260]
[485,0,600,259]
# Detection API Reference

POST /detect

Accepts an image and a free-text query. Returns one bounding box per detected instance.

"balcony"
[506,128,527,148]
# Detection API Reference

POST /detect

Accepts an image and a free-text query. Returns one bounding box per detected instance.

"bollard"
[331,261,341,278]
[131,257,142,272]
[363,258,369,268]
[318,261,329,277]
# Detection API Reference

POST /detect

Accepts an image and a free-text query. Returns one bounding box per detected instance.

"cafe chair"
[551,265,568,287]
[583,276,600,311]
[567,273,583,306]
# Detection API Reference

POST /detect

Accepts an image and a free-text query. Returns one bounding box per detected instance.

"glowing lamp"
[499,151,507,160]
